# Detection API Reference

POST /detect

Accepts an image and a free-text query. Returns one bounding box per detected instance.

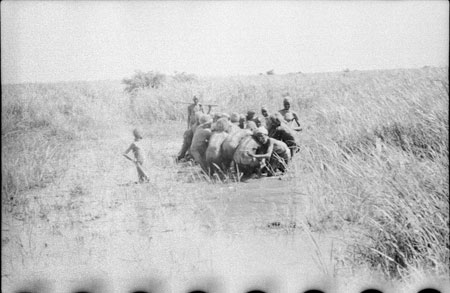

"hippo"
[232,134,261,178]
[177,112,203,161]
[221,128,252,170]
[190,114,213,172]
[205,118,230,176]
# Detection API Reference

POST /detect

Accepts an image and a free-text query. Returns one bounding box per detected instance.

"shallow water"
[0,125,365,292]
[2,178,338,293]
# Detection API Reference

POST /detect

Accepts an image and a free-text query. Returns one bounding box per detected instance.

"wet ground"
[1,123,408,293]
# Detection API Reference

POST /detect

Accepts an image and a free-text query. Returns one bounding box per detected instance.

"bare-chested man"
[187,96,204,129]
[249,127,291,177]
[279,96,300,127]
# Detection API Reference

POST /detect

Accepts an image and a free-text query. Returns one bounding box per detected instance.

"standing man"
[187,96,204,129]
[278,95,300,127]
[123,128,150,183]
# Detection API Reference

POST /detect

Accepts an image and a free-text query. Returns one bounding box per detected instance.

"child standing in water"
[124,128,149,183]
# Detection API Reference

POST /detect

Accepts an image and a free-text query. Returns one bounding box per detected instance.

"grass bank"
[1,81,127,201]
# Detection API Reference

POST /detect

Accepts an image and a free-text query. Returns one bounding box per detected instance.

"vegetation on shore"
[1,81,127,198]
[2,67,448,280]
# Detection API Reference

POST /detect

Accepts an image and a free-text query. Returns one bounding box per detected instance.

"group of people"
[176,95,301,179]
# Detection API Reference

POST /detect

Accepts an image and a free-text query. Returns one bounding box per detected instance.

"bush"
[122,70,166,93]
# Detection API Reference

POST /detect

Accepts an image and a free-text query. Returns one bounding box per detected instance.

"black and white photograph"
[1,1,449,292]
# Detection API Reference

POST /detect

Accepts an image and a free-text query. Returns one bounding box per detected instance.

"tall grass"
[287,67,449,278]
[1,81,127,201]
[131,67,448,278]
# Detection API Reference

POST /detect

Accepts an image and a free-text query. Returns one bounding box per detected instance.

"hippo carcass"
[205,118,230,176]
[190,124,212,172]
[232,135,261,177]
[221,129,252,170]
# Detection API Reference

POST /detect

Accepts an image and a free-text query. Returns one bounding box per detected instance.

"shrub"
[122,70,166,93]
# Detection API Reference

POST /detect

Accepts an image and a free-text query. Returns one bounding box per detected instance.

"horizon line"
[2,65,448,86]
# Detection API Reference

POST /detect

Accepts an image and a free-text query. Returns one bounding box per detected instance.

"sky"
[1,1,448,84]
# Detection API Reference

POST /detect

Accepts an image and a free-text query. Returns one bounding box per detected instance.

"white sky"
[1,1,448,84]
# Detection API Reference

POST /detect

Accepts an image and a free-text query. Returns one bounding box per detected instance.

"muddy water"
[2,126,342,293]
[2,179,340,293]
